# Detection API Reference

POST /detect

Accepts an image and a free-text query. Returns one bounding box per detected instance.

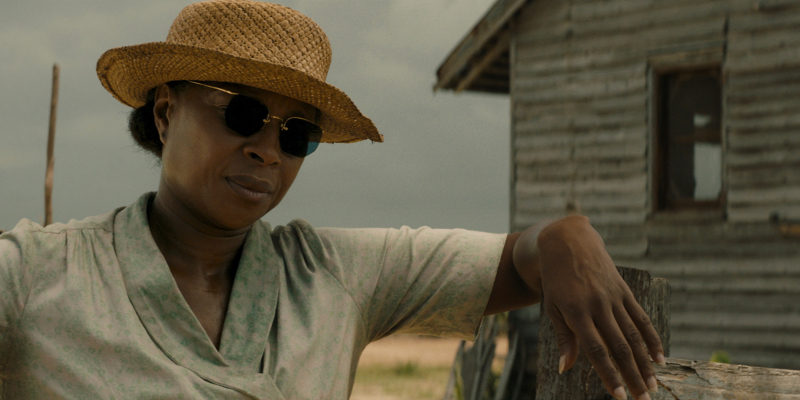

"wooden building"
[436,0,800,369]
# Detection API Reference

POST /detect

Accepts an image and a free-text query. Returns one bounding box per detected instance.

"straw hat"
[97,0,382,144]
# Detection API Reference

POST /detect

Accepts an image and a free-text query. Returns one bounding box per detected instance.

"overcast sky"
[0,0,510,233]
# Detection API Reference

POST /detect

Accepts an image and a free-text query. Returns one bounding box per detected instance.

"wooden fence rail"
[446,266,800,399]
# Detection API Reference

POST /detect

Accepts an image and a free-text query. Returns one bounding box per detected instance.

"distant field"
[351,335,508,400]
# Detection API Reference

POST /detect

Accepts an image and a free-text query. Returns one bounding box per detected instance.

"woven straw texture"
[97,0,382,144]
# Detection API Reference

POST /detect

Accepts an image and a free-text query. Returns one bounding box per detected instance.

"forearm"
[510,217,560,301]
[483,217,559,315]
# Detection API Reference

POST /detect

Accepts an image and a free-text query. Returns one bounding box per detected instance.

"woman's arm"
[484,215,664,400]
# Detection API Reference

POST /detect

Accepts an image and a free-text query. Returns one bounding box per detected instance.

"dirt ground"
[351,334,508,400]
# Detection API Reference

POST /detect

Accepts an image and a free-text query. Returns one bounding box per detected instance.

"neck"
[147,189,250,283]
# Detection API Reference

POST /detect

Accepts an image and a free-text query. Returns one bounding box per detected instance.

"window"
[653,68,723,210]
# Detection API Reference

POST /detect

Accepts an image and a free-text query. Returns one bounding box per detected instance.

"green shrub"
[710,350,730,364]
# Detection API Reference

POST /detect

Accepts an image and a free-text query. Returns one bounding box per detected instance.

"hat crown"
[166,0,331,81]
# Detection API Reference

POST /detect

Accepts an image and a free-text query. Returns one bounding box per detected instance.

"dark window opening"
[655,68,723,210]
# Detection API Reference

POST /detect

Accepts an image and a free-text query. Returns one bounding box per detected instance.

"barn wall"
[509,0,800,368]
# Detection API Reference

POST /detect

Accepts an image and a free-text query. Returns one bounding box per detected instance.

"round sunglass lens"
[225,95,268,137]
[280,119,322,157]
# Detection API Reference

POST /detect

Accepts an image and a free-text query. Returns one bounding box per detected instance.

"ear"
[152,84,174,145]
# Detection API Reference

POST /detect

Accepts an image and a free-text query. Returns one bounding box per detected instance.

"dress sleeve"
[312,224,507,342]
[0,220,36,369]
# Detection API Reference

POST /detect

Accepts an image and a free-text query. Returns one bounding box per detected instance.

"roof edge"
[434,0,528,91]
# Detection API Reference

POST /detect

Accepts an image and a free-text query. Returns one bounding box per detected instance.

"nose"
[244,122,282,166]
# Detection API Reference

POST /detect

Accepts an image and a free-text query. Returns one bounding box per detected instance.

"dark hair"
[127,81,188,158]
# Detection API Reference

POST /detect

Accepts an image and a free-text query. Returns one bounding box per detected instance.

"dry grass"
[350,335,508,400]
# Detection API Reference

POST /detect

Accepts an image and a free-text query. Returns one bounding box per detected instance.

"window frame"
[647,48,727,217]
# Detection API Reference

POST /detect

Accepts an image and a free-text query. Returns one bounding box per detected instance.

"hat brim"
[97,42,383,144]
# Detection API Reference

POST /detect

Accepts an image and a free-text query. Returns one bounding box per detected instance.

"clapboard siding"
[632,257,800,369]
[507,0,800,368]
[726,4,800,225]
[728,163,800,188]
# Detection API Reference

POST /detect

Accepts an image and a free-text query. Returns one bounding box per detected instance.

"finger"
[569,317,627,399]
[548,306,579,373]
[625,297,666,366]
[614,304,658,395]
[596,309,650,400]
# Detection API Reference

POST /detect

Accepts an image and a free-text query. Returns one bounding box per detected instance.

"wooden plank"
[514,147,571,164]
[726,147,800,167]
[605,239,649,258]
[672,276,800,296]
[727,66,800,89]
[726,44,800,74]
[727,113,800,132]
[654,358,800,399]
[570,0,666,22]
[513,0,571,39]
[752,0,800,13]
[573,140,646,160]
[728,28,800,56]
[657,274,800,291]
[669,345,800,371]
[728,186,800,205]
[515,127,646,149]
[515,159,647,180]
[570,0,749,38]
[671,292,800,313]
[727,99,800,119]
[646,220,786,241]
[515,48,643,76]
[727,79,800,101]
[648,239,800,257]
[513,176,645,200]
[670,331,800,357]
[591,223,649,241]
[515,113,644,135]
[513,209,647,227]
[579,210,649,225]
[514,76,646,104]
[728,130,800,151]
[514,92,646,118]
[517,17,725,59]
[728,204,800,222]
[729,6,800,33]
[514,21,572,47]
[648,43,724,70]
[515,192,648,213]
[673,311,800,331]
[640,257,800,276]
[515,62,646,91]
[728,163,800,188]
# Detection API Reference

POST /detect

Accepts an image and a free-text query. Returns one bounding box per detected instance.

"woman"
[0,1,662,399]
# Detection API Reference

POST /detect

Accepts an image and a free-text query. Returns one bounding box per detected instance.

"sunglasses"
[186,80,322,157]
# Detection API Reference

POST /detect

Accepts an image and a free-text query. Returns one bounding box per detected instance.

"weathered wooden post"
[44,63,59,226]
[535,267,670,400]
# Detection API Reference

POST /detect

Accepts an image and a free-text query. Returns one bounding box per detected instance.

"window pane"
[658,69,722,208]
[694,142,722,200]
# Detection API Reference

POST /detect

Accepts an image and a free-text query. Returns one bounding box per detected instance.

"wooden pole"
[535,267,671,400]
[45,64,59,226]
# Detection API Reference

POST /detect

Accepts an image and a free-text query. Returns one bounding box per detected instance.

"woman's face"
[153,82,316,231]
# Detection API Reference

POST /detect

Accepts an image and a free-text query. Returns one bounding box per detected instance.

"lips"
[226,175,275,202]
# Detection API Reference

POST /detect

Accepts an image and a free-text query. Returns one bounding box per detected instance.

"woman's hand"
[533,215,664,400]
[485,215,664,400]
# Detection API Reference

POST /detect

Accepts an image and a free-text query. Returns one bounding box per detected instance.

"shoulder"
[0,208,121,265]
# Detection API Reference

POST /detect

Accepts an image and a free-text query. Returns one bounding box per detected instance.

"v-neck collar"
[113,193,284,399]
